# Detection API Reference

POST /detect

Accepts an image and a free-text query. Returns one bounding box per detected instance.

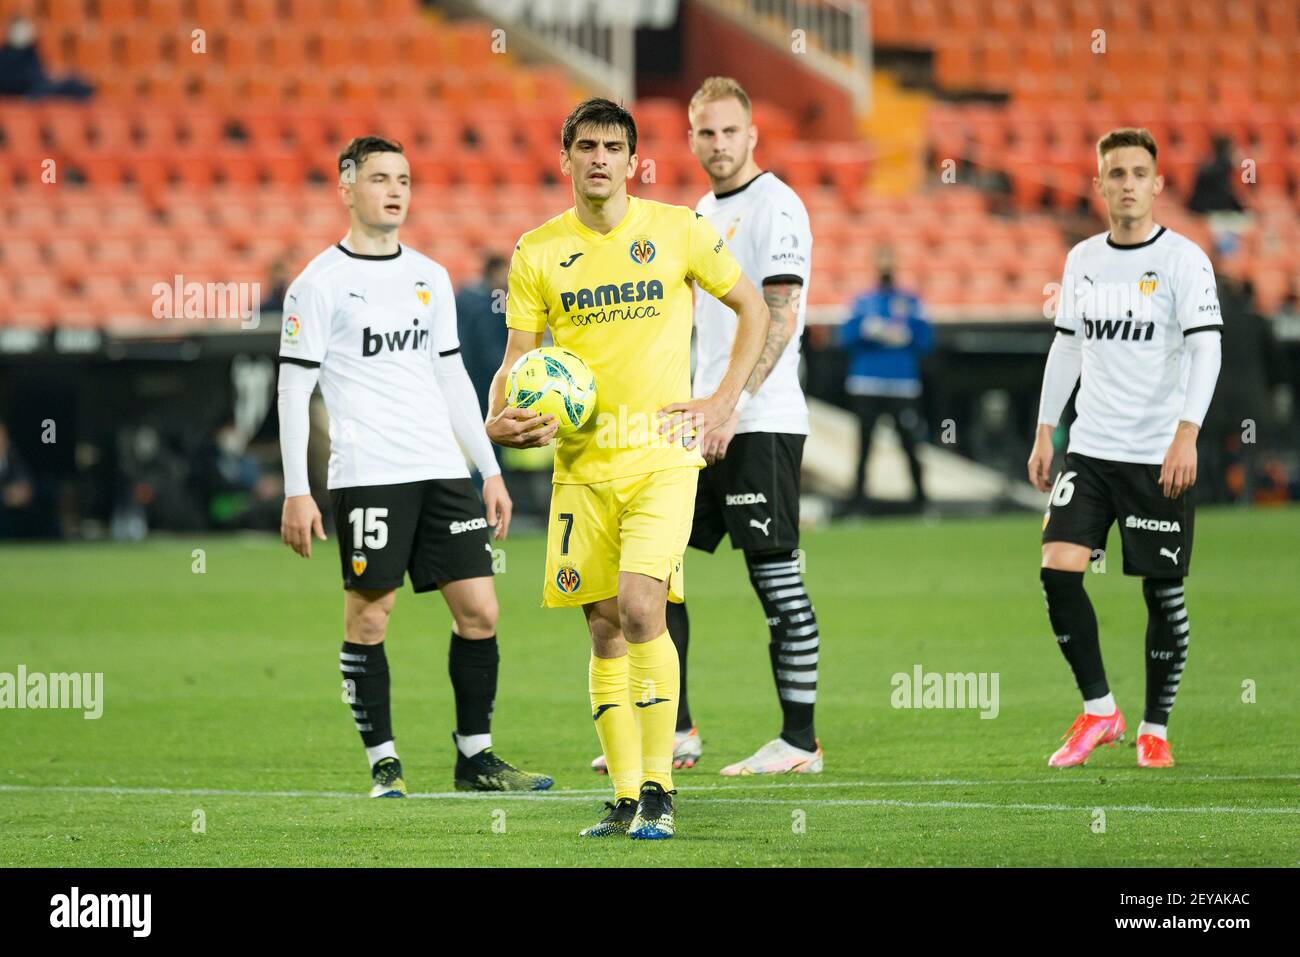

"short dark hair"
[337,136,404,179]
[1096,128,1157,166]
[561,98,637,156]
[483,253,508,275]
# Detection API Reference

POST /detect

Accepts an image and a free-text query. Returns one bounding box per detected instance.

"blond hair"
[1096,128,1158,166]
[689,76,752,119]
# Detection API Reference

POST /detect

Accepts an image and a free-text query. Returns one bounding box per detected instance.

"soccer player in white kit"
[1029,129,1222,770]
[278,137,553,796]
[591,77,823,776]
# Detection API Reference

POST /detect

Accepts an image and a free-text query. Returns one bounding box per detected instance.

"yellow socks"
[589,653,641,802]
[626,631,679,792]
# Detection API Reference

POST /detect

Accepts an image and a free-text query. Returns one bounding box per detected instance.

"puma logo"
[560,252,583,268]
[1160,546,1181,565]
[749,517,772,536]
[348,290,367,301]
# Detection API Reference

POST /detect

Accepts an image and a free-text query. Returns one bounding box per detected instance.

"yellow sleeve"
[505,241,549,333]
[686,210,743,300]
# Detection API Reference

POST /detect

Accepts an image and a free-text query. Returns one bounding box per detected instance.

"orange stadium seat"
[0,109,42,153]
[13,272,62,306]
[65,27,110,72]
[218,28,261,70]
[264,31,309,71]
[242,0,277,25]
[45,0,86,29]
[143,0,183,28]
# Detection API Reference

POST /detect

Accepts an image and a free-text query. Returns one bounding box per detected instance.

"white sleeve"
[1180,329,1222,427]
[435,351,501,479]
[430,266,461,359]
[1051,247,1081,334]
[278,275,332,365]
[278,361,320,497]
[1036,331,1082,427]
[1174,244,1223,335]
[759,196,812,287]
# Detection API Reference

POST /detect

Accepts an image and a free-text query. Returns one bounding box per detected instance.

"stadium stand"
[0,0,1294,324]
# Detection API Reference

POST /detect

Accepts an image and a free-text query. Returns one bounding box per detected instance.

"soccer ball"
[506,346,597,436]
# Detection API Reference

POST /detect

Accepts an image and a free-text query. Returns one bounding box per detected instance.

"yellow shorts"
[542,466,699,608]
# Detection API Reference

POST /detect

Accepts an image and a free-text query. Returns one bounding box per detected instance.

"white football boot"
[591,726,702,773]
[719,737,823,776]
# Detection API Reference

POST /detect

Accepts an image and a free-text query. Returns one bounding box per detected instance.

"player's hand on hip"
[282,494,325,558]
[1159,425,1199,498]
[1027,426,1055,492]
[481,473,512,541]
[700,410,740,464]
[657,396,724,450]
[486,407,558,449]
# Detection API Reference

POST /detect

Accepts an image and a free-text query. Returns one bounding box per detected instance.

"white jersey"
[1054,225,1223,464]
[278,243,470,489]
[693,171,812,435]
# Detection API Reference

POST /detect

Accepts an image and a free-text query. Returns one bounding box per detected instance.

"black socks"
[1142,579,1188,725]
[665,599,693,732]
[1040,568,1109,700]
[448,632,499,736]
[747,549,818,752]
[340,641,392,748]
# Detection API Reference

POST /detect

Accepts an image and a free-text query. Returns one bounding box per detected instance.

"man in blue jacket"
[839,249,934,513]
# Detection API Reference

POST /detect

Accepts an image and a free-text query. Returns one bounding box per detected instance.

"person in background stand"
[456,254,510,418]
[0,422,36,539]
[839,247,934,514]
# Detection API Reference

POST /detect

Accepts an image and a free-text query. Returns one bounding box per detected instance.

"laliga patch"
[556,564,581,594]
[351,550,368,576]
[283,315,301,339]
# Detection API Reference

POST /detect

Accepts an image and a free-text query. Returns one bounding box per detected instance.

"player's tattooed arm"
[745,280,801,394]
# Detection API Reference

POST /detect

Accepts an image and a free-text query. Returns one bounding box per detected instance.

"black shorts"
[330,478,494,592]
[1042,452,1194,579]
[689,432,804,553]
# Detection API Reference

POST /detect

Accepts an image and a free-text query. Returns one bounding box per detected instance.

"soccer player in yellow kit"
[485,98,769,839]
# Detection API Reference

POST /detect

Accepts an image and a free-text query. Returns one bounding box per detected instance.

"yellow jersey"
[506,195,743,485]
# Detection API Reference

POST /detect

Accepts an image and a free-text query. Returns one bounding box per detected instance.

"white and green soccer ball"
[506,346,597,436]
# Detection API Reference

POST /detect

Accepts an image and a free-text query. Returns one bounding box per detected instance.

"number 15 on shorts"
[349,507,389,549]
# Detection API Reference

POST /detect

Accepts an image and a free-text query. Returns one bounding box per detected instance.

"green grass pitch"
[1,508,1297,867]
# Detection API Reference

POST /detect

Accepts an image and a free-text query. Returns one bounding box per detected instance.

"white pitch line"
[0,781,1296,816]
[695,798,1300,815]
[654,774,1300,792]
[2,773,1297,800]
